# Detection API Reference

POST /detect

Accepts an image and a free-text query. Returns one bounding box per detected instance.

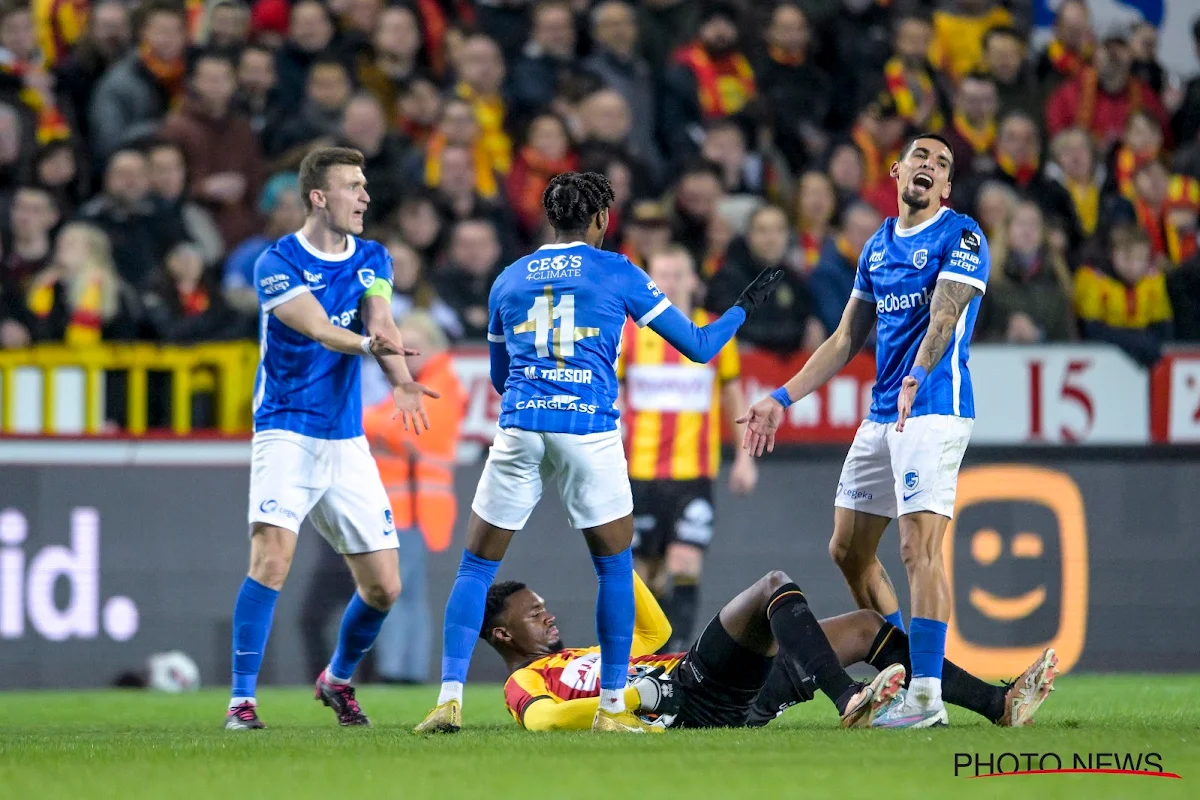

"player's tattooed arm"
[912,279,980,371]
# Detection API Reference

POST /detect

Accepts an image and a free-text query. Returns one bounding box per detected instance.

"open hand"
[367,331,421,357]
[736,398,785,457]
[392,381,442,434]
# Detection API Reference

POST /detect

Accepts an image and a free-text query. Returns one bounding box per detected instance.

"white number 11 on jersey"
[515,288,599,360]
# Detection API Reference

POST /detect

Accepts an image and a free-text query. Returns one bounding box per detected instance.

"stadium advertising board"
[1152,350,1200,443]
[0,446,1196,688]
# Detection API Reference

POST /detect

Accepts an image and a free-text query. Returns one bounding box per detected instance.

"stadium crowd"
[0,0,1199,368]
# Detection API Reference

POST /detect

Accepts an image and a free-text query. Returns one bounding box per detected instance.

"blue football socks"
[592,547,635,713]
[884,609,906,634]
[230,577,279,701]
[328,592,390,682]
[438,550,501,703]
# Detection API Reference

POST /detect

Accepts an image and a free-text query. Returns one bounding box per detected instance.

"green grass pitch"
[1,676,1197,799]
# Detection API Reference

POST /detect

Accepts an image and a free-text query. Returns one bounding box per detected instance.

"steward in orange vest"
[364,315,466,552]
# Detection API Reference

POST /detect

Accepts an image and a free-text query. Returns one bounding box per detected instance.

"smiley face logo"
[945,466,1088,680]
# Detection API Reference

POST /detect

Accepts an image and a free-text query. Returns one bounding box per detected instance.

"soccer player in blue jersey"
[225,147,440,730]
[739,134,1056,728]
[415,172,783,734]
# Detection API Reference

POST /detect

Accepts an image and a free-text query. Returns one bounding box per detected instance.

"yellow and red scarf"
[1076,68,1141,137]
[139,43,187,109]
[33,0,87,68]
[28,275,105,344]
[1046,37,1093,78]
[1114,145,1158,202]
[996,151,1039,187]
[424,132,500,198]
[455,82,511,175]
[0,52,69,144]
[884,57,944,129]
[179,286,210,316]
[1136,175,1200,265]
[510,146,578,229]
[851,124,899,188]
[952,113,996,156]
[799,230,824,272]
[1066,179,1100,236]
[836,234,858,264]
[768,45,805,68]
[674,43,756,119]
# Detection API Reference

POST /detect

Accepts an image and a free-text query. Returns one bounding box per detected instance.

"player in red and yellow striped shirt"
[617,245,758,651]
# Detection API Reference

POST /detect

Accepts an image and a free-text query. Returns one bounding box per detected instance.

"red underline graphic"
[968,769,1182,779]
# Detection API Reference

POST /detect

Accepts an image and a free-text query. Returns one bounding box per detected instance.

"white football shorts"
[472,427,634,530]
[833,414,974,520]
[248,429,398,554]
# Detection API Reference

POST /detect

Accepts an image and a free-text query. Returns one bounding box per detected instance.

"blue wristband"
[770,386,793,409]
[907,366,928,386]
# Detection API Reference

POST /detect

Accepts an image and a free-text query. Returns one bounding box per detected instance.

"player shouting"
[738,134,1047,727]
[225,147,438,730]
[416,172,783,734]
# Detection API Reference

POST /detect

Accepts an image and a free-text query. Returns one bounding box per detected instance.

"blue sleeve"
[375,242,395,285]
[254,250,307,312]
[487,274,509,395]
[939,220,990,295]
[647,304,747,364]
[618,257,671,327]
[851,241,875,302]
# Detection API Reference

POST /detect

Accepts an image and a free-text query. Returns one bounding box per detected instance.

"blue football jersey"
[488,242,669,435]
[852,207,990,422]
[253,232,394,439]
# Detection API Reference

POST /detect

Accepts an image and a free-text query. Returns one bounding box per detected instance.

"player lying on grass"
[484,570,1057,731]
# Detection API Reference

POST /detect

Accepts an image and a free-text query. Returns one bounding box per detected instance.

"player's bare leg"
[873,510,952,728]
[226,524,298,730]
[312,549,401,727]
[829,509,904,626]
[664,542,703,652]
[715,572,904,729]
[582,515,659,733]
[416,513,515,733]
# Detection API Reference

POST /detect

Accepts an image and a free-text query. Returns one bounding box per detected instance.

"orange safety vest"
[364,353,466,552]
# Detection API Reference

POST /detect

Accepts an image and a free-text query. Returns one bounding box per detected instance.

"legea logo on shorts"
[0,507,139,642]
[944,466,1088,679]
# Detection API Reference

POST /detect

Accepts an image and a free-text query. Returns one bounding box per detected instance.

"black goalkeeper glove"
[734,268,785,316]
[630,666,682,717]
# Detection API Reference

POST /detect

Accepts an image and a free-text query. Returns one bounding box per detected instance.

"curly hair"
[479,580,527,642]
[541,171,614,236]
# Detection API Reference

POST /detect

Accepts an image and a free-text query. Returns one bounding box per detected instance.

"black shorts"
[669,615,774,729]
[630,478,714,559]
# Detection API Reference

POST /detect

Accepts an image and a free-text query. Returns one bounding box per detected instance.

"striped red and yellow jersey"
[503,573,676,728]
[618,309,740,481]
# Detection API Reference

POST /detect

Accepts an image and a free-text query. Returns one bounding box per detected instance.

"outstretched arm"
[361,293,442,433]
[520,689,642,731]
[273,291,412,356]
[646,304,747,364]
[895,278,980,431]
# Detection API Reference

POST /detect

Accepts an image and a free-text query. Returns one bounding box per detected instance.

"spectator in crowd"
[234,44,282,139]
[395,190,446,267]
[55,1,131,145]
[338,0,383,47]
[0,2,72,147]
[754,2,831,172]
[0,271,31,348]
[88,1,188,163]
[160,51,265,251]
[637,0,699,78]
[927,0,1013,85]
[338,93,408,226]
[809,202,882,337]
[669,159,724,269]
[34,138,86,215]
[504,112,576,240]
[396,76,443,148]
[618,199,671,268]
[847,95,905,219]
[367,310,465,684]
[429,143,517,258]
[573,88,660,189]
[267,56,352,168]
[25,221,139,343]
[882,12,944,131]
[433,217,502,340]
[944,71,999,183]
[1173,18,1200,150]
[3,185,59,298]
[827,0,895,131]
[0,101,32,196]
[454,33,511,177]
[146,141,225,268]
[584,2,663,172]
[1046,127,1122,250]
[1130,159,1200,269]
[974,179,1019,242]
[381,233,462,340]
[506,0,582,125]
[707,203,821,354]
[1110,110,1163,201]
[982,26,1041,122]
[417,97,500,200]
[1036,0,1093,94]
[661,1,756,158]
[274,0,338,113]
[1129,21,1164,96]
[1045,25,1169,152]
[204,0,251,52]
[1075,223,1173,366]
[356,4,423,125]
[222,173,304,314]
[795,170,837,273]
[826,142,867,218]
[80,148,187,288]
[978,200,1075,344]
[141,242,242,343]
